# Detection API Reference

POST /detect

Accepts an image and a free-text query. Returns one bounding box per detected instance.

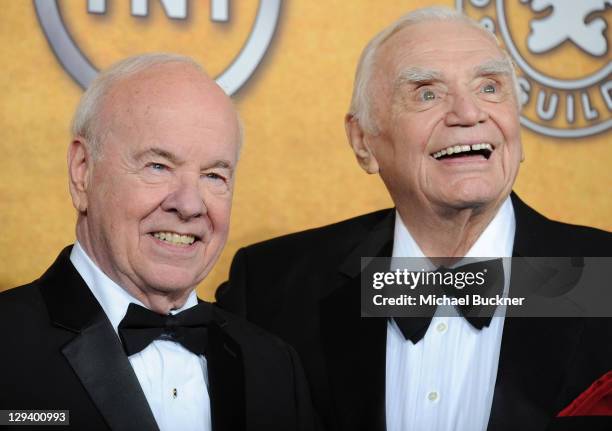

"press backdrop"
[1,0,610,299]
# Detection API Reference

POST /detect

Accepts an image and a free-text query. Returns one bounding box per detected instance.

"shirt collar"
[69,241,198,335]
[392,196,516,259]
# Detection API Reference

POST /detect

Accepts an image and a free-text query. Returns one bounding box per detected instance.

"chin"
[439,186,502,210]
[143,268,205,294]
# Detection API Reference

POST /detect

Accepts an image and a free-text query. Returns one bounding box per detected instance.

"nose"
[444,91,488,127]
[161,174,206,220]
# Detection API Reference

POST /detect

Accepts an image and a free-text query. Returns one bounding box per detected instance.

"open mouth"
[431,143,494,161]
[150,231,201,246]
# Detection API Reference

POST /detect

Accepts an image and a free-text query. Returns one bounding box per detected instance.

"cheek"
[499,119,522,161]
[502,121,521,145]
[205,195,233,233]
[492,104,521,141]
[92,169,131,212]
[88,182,125,233]
[390,124,433,172]
[113,186,169,234]
[399,112,441,148]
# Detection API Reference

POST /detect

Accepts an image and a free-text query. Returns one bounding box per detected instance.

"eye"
[419,89,437,101]
[204,172,226,182]
[147,162,168,171]
[203,171,230,194]
[482,83,497,94]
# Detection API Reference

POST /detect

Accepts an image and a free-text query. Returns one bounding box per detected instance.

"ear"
[345,114,379,174]
[67,137,92,214]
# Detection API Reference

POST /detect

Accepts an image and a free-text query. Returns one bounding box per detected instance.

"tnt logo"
[457,0,611,138]
[86,0,230,21]
[34,0,281,95]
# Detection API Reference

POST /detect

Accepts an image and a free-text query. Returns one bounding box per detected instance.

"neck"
[129,289,192,315]
[397,198,504,258]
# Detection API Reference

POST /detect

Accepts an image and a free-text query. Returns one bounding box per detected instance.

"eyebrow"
[208,160,232,170]
[394,67,443,88]
[138,147,181,164]
[473,59,513,77]
[394,59,513,90]
[137,147,234,171]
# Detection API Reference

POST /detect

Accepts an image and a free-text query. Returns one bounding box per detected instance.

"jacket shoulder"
[0,282,47,322]
[240,208,393,260]
[513,195,612,256]
[213,304,293,351]
[210,305,318,430]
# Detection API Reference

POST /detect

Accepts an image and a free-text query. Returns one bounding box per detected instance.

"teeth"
[153,231,196,245]
[432,143,494,159]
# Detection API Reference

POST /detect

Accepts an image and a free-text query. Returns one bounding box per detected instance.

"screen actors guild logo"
[526,0,609,56]
[457,0,611,138]
[34,0,281,95]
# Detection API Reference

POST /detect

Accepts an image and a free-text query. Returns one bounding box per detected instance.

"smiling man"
[0,54,316,431]
[216,7,612,431]
[346,14,524,258]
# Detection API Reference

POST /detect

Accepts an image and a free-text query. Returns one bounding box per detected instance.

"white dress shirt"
[70,242,211,431]
[386,198,515,431]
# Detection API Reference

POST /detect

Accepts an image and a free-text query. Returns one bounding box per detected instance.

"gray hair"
[348,6,519,134]
[71,53,242,159]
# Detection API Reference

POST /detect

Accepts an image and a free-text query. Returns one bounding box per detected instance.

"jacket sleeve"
[286,343,324,431]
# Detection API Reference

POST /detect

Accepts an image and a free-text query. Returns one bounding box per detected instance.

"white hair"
[71,53,243,159]
[348,6,520,134]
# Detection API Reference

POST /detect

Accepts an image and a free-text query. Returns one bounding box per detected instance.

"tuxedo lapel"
[487,195,585,430]
[206,313,246,431]
[488,312,584,430]
[320,210,394,430]
[39,247,159,431]
[61,320,160,431]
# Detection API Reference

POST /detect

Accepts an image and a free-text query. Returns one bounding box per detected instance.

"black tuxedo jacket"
[0,246,318,431]
[216,193,612,431]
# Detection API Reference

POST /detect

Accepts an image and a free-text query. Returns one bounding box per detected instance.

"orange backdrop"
[1,1,610,299]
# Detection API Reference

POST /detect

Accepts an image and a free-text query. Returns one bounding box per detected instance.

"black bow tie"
[118,302,212,356]
[393,258,504,344]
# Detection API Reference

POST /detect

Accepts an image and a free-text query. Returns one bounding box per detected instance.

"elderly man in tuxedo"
[0,54,317,431]
[216,7,612,431]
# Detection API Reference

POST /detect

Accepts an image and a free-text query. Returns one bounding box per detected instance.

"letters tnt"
[87,0,230,22]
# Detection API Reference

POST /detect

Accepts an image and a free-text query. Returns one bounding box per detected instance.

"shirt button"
[427,391,439,402]
[436,322,447,333]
